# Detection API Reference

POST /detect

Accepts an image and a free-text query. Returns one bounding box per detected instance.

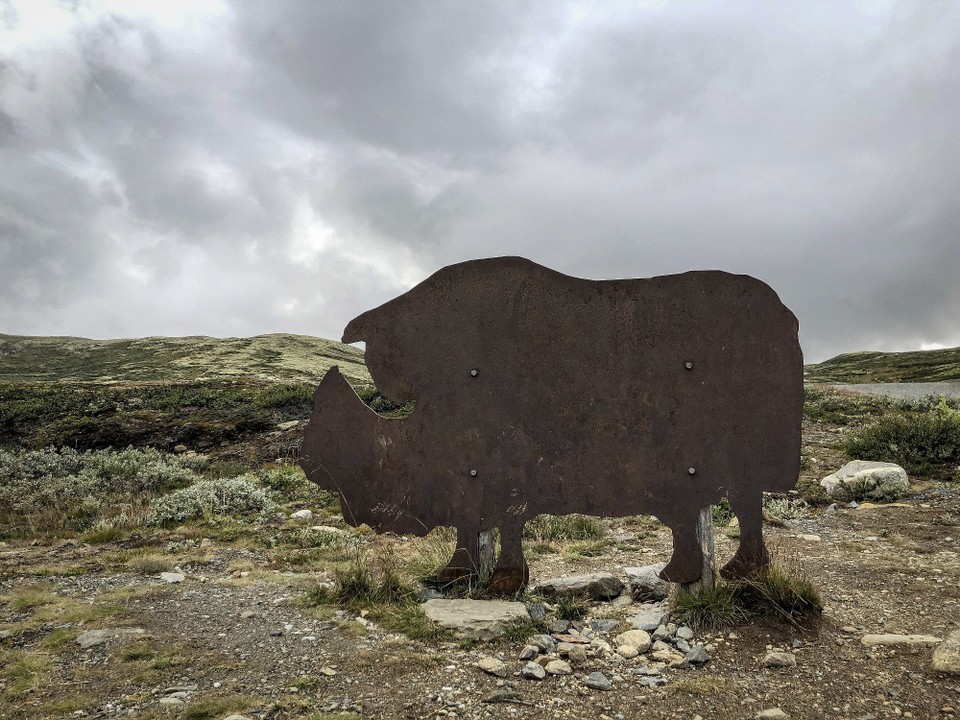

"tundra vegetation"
[0,335,959,718]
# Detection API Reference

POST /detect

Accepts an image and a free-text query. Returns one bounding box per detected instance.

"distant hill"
[0,333,371,385]
[804,347,960,384]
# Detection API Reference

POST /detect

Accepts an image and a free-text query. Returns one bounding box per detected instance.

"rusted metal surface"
[300,257,803,593]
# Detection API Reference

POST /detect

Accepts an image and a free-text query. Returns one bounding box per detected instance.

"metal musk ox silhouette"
[300,256,803,594]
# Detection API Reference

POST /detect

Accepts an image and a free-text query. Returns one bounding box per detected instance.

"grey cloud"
[1,0,959,361]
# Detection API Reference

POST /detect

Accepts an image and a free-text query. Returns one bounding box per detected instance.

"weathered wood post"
[477,529,496,582]
[680,506,715,594]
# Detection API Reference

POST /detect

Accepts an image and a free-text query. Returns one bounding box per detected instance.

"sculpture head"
[299,366,433,535]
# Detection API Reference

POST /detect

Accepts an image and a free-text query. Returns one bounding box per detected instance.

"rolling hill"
[0,333,371,385]
[804,346,960,384]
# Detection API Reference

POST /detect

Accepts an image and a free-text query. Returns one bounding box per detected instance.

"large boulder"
[819,460,909,501]
[422,599,529,640]
[624,563,668,601]
[534,572,624,600]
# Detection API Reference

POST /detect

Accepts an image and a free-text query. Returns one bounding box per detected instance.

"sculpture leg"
[486,520,529,595]
[659,516,704,584]
[436,525,480,587]
[721,490,769,579]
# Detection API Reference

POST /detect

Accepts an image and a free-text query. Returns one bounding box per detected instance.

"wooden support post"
[680,506,715,594]
[477,528,496,583]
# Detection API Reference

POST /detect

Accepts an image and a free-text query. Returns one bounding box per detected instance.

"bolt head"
[688,467,696,475]
[470,469,478,477]
[685,362,693,370]
[470,368,479,377]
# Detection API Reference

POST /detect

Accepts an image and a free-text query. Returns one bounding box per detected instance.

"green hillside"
[0,333,370,385]
[804,346,960,384]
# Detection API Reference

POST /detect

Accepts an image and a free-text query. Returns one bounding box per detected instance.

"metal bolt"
[688,467,696,475]
[470,368,479,377]
[684,362,693,370]
[470,469,478,477]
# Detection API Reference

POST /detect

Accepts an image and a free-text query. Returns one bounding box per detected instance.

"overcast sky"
[1,1,958,362]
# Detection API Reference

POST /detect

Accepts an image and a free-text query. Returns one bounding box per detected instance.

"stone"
[551,619,570,634]
[276,420,300,431]
[755,710,789,720]
[614,629,652,653]
[223,716,252,720]
[676,639,691,653]
[627,605,668,632]
[676,626,694,640]
[76,628,145,649]
[527,603,547,622]
[534,573,624,601]
[590,618,620,633]
[933,630,960,674]
[652,649,685,665]
[624,563,668,601]
[861,634,943,647]
[160,572,184,583]
[820,460,909,502]
[290,509,313,521]
[686,645,709,664]
[158,697,183,707]
[761,652,796,668]
[422,600,529,641]
[797,534,821,542]
[583,671,613,690]
[476,656,509,678]
[545,659,572,675]
[0,629,12,640]
[617,645,639,659]
[528,634,556,652]
[567,645,589,663]
[521,661,546,680]
[519,644,539,660]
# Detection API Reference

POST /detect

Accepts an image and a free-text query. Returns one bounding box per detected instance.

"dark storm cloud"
[1,0,958,360]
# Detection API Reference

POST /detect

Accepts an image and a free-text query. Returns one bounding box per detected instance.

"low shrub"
[844,402,960,479]
[671,558,821,630]
[148,476,276,526]
[0,447,210,536]
[524,514,605,542]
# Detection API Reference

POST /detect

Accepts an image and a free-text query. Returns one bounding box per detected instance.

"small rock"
[158,697,184,707]
[797,534,821,542]
[269,629,283,637]
[476,656,509,678]
[422,599,530,641]
[932,630,960,674]
[290,509,313,521]
[519,644,539,660]
[276,420,301,431]
[617,645,639,659]
[551,619,571,634]
[76,628,145,649]
[0,629,13,640]
[627,604,669,631]
[567,645,589,663]
[545,660,572,675]
[521,661,546,680]
[583,671,613,690]
[590,618,620,633]
[527,603,547,622]
[755,709,789,720]
[239,610,256,619]
[762,652,797,668]
[614,629,652,653]
[528,634,556,652]
[624,563,669,601]
[535,573,625,601]
[160,572,185,584]
[686,645,709,664]
[223,715,252,720]
[861,634,943,647]
[676,638,691,653]
[482,689,524,704]
[676,626,694,640]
